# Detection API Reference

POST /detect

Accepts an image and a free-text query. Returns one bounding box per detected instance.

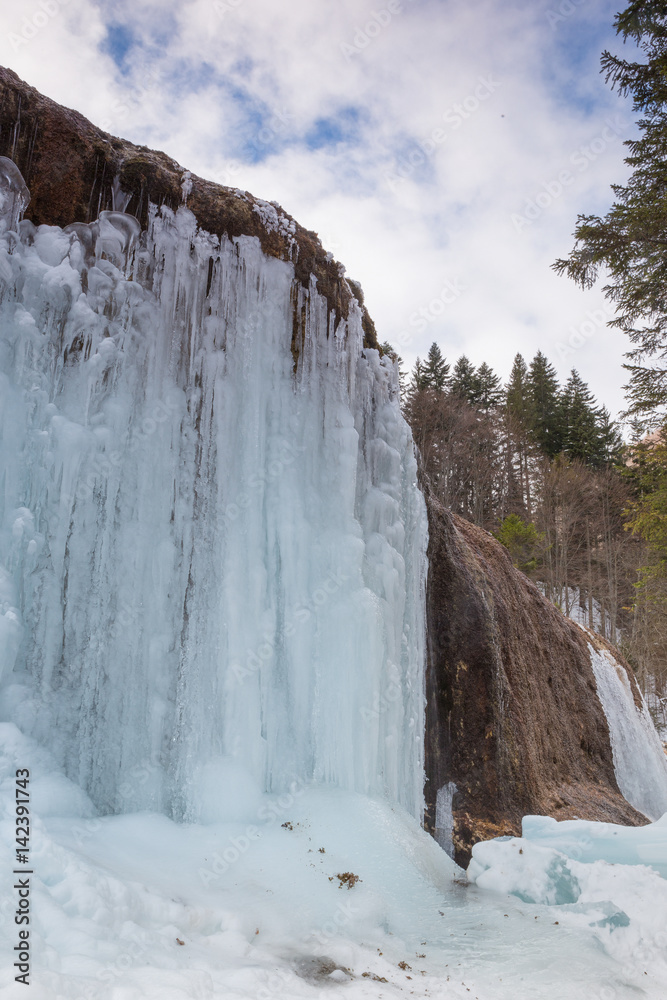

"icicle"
[589,643,667,820]
[0,155,30,234]
[0,163,428,824]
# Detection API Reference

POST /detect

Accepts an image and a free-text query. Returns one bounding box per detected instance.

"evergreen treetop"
[476,361,503,412]
[505,353,530,418]
[553,1,667,420]
[527,351,563,457]
[560,369,606,467]
[422,342,450,392]
[450,355,482,405]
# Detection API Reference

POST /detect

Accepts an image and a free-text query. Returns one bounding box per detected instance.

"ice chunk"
[468,837,582,905]
[17,218,37,244]
[468,817,667,987]
[63,220,99,265]
[96,210,141,266]
[33,224,71,266]
[0,155,29,234]
[521,813,667,877]
[434,780,456,857]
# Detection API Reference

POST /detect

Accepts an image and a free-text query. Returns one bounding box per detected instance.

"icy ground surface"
[1,726,667,1000]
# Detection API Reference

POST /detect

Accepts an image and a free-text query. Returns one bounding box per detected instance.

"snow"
[588,643,667,820]
[4,723,667,999]
[468,813,667,995]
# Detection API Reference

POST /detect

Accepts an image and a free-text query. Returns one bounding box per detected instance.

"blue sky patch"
[101,24,135,70]
[304,106,363,151]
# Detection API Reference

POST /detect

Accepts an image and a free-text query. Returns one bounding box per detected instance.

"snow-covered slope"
[5,722,667,1000]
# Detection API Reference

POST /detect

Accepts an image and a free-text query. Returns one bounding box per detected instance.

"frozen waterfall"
[589,642,667,821]
[0,158,427,823]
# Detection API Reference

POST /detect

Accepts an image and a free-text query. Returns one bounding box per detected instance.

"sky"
[0,0,642,418]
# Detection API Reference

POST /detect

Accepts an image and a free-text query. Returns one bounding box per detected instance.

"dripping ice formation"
[0,157,427,822]
[588,643,667,821]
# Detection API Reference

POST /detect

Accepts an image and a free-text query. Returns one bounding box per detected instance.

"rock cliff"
[423,489,648,866]
[0,65,377,349]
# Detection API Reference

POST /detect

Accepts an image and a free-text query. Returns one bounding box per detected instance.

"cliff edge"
[0,65,378,349]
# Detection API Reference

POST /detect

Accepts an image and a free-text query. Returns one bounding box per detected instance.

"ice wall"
[0,165,427,822]
[589,644,667,820]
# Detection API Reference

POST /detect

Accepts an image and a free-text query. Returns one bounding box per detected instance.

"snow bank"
[2,731,661,999]
[468,813,667,995]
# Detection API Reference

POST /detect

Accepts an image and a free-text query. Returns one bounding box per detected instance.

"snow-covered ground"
[1,723,667,1000]
[538,585,617,642]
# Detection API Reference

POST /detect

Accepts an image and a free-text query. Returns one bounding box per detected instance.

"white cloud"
[0,0,638,415]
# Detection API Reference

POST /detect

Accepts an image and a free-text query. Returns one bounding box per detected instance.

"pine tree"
[505,354,532,424]
[527,351,563,457]
[598,406,625,465]
[476,362,503,412]
[553,3,667,419]
[422,342,450,392]
[450,355,481,405]
[407,357,426,395]
[561,369,605,466]
[503,353,534,516]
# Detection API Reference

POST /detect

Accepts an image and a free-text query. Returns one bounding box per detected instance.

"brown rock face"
[0,66,377,347]
[423,489,648,867]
